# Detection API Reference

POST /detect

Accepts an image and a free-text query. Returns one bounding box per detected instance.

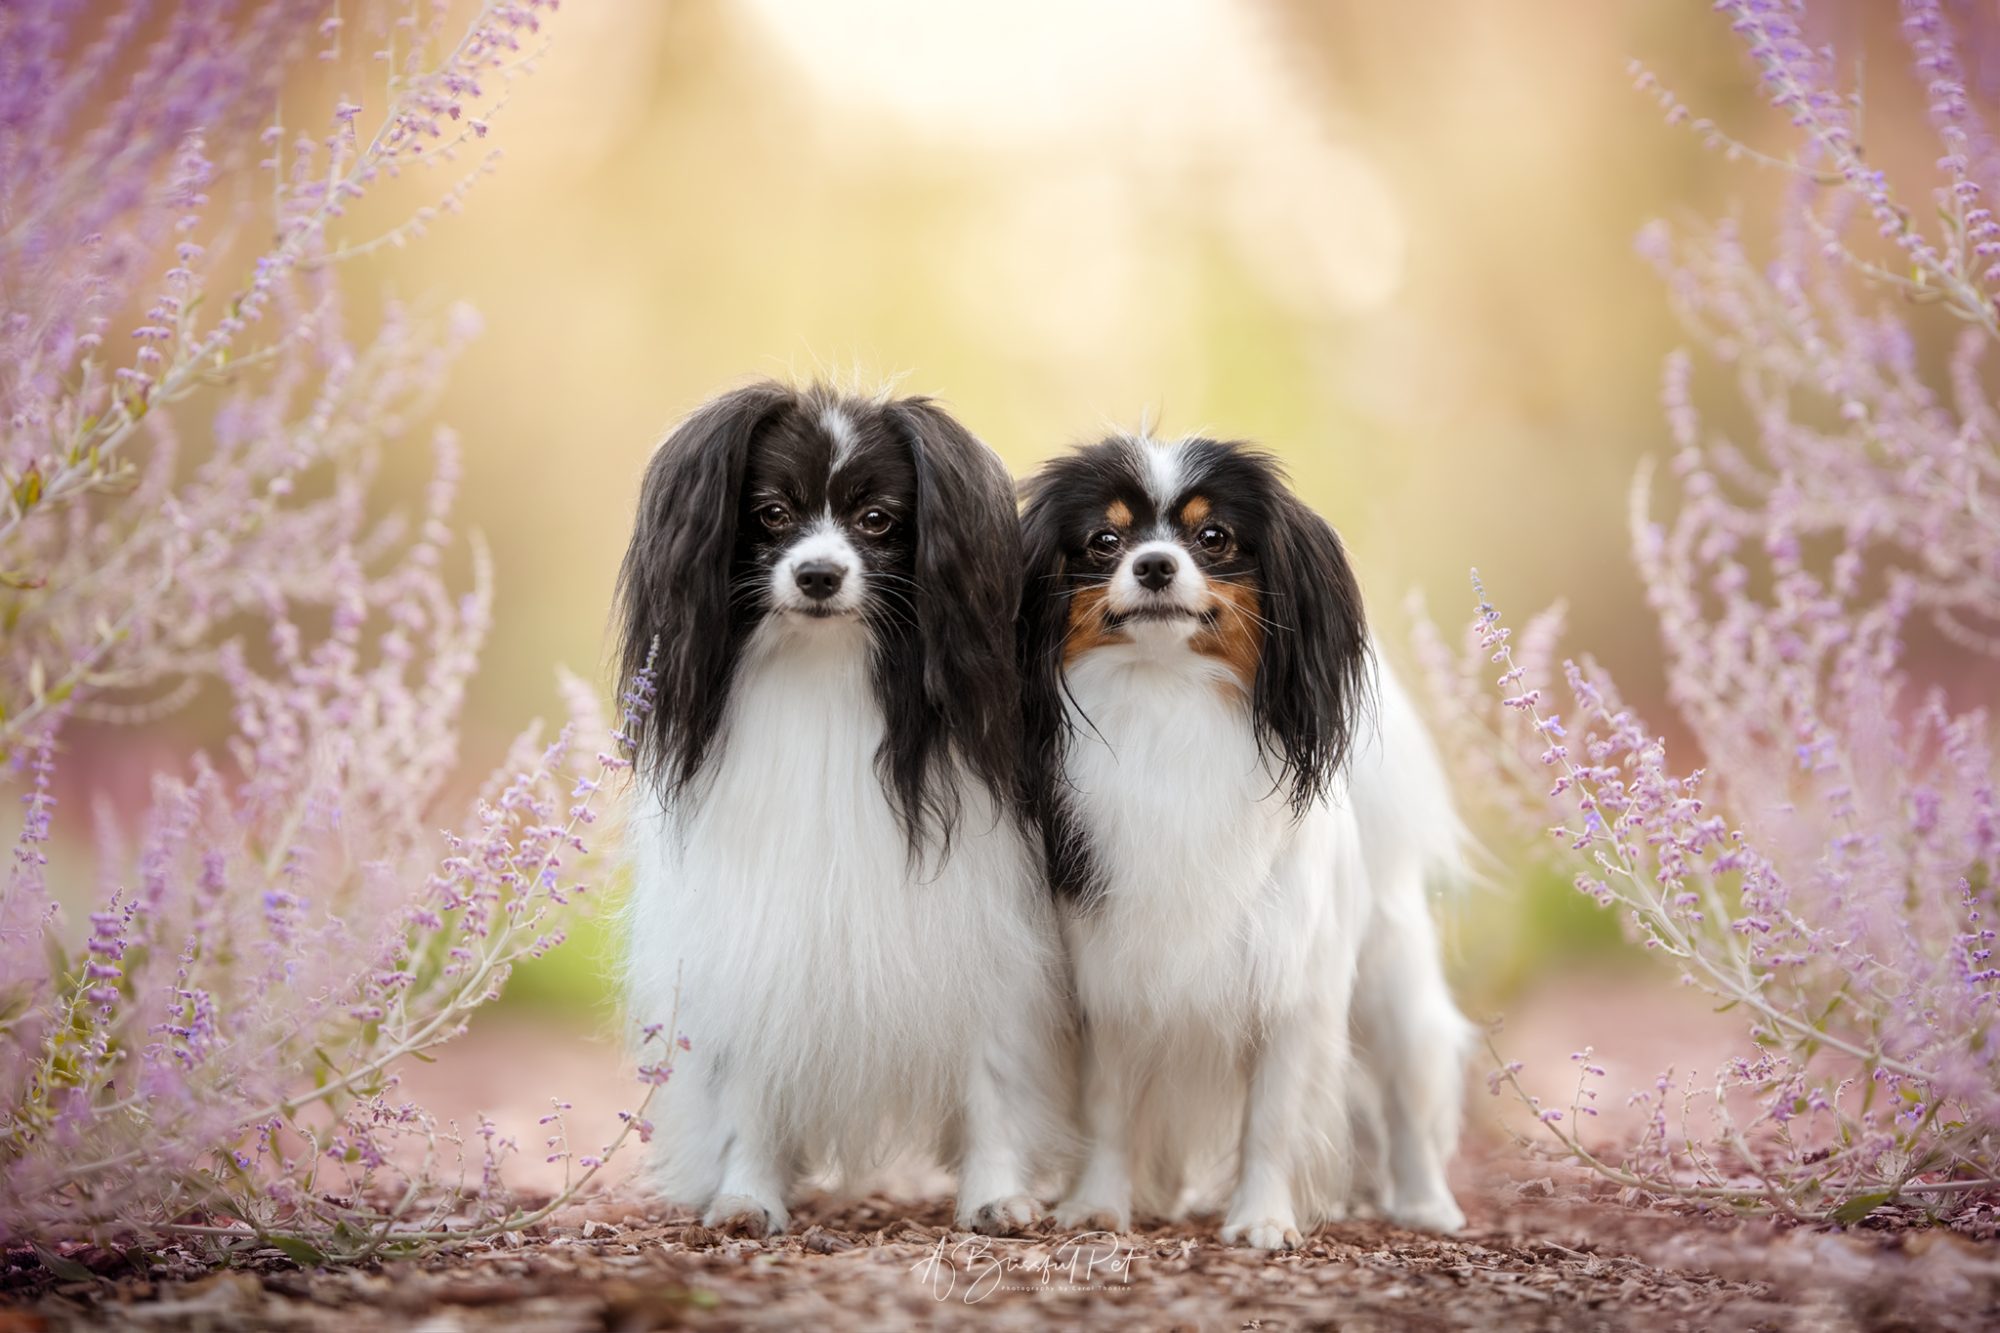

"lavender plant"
[1421,0,2000,1219]
[0,2,671,1257]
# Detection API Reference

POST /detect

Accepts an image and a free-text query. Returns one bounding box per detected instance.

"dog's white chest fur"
[1059,638,1327,1034]
[626,619,1054,1194]
[1053,637,1471,1236]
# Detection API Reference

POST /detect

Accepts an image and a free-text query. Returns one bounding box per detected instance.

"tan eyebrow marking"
[1105,499,1133,528]
[1179,495,1212,525]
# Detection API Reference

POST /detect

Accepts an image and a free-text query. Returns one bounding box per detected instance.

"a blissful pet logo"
[910,1231,1136,1303]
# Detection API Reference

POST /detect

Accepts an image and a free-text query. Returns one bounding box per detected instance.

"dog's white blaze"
[626,617,1068,1224]
[1138,435,1185,508]
[820,406,859,463]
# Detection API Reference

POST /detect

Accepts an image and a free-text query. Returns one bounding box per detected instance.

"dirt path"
[10,1157,2000,1331]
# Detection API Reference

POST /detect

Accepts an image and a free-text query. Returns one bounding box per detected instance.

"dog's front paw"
[1053,1195,1130,1233]
[1382,1192,1465,1234]
[959,1195,1041,1236]
[704,1193,788,1238]
[1220,1215,1303,1251]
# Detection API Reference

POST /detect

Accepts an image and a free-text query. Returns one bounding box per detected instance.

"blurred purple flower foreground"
[0,2,665,1257]
[1424,0,2000,1220]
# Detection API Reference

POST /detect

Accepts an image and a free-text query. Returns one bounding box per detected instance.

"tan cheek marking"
[1105,499,1133,529]
[1191,581,1263,694]
[1179,495,1211,526]
[1063,584,1133,666]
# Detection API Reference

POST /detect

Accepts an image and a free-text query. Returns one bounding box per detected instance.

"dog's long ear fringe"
[615,381,792,795]
[876,398,1024,856]
[1016,461,1107,903]
[1253,490,1371,813]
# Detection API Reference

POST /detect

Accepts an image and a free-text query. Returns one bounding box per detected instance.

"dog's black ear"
[1253,489,1371,813]
[876,398,1022,847]
[1016,463,1103,902]
[615,381,791,795]
[1016,468,1074,777]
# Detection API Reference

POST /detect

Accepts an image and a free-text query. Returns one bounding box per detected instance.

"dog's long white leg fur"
[1353,892,1469,1233]
[703,1076,792,1237]
[1222,995,1346,1251]
[955,1016,1049,1235]
[1055,1022,1140,1232]
[1344,656,1472,1233]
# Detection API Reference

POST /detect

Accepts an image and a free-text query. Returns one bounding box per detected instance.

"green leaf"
[33,1245,94,1281]
[270,1235,328,1266]
[1831,1190,1895,1225]
[12,466,44,512]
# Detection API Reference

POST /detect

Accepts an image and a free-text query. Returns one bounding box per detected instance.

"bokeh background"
[385,0,1820,1177]
[373,0,1792,1182]
[92,1,1929,1185]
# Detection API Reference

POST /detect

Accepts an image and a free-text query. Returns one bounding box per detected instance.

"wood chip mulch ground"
[7,1159,2000,1331]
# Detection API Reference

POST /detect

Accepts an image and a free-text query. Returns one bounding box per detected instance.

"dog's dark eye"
[854,508,895,538]
[1088,530,1122,557]
[1195,524,1231,553]
[757,502,794,533]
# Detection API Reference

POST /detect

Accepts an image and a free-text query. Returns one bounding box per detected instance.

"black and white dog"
[1021,433,1471,1249]
[616,382,1067,1236]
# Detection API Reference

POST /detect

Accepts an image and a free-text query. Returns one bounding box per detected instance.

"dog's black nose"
[1132,551,1178,591]
[794,561,845,601]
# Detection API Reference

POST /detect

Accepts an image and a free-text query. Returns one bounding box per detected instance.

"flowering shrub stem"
[1,0,680,1260]
[1422,2,2000,1220]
